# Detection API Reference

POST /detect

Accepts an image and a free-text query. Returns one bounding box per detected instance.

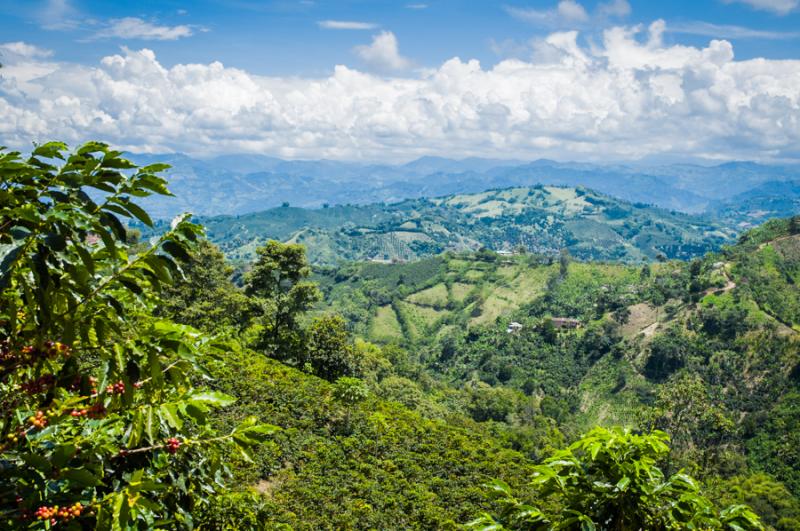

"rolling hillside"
[707,180,800,228]
[317,219,800,348]
[312,218,800,516]
[192,185,733,264]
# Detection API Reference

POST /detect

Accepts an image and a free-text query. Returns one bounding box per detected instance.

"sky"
[0,0,799,162]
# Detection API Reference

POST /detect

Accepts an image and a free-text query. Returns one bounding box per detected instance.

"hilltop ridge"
[129,153,800,221]
[189,185,733,264]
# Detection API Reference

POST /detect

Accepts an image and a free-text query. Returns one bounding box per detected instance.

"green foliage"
[331,376,369,407]
[195,490,284,530]
[304,314,361,381]
[195,186,733,265]
[203,345,544,529]
[731,233,800,328]
[246,240,321,360]
[640,373,736,474]
[156,239,253,331]
[316,217,800,514]
[469,427,763,530]
[4,139,798,530]
[745,392,800,497]
[643,328,692,382]
[0,143,274,529]
[710,474,800,531]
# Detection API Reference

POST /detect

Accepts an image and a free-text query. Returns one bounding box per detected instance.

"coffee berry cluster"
[70,402,106,419]
[165,437,181,454]
[105,380,126,394]
[0,339,70,368]
[29,411,47,429]
[20,374,56,395]
[34,502,84,525]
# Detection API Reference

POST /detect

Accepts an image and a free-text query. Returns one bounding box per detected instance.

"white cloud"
[507,0,628,28]
[597,0,631,18]
[38,0,81,30]
[1,25,799,163]
[354,31,412,72]
[506,1,588,26]
[92,17,195,41]
[0,42,54,59]
[557,0,589,22]
[318,20,379,30]
[406,3,428,9]
[669,20,800,39]
[723,0,799,14]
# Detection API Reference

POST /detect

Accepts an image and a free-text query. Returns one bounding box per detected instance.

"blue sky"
[1,0,799,162]
[2,0,799,75]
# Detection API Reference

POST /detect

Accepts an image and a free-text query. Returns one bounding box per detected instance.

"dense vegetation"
[0,143,273,529]
[3,143,799,529]
[166,185,734,264]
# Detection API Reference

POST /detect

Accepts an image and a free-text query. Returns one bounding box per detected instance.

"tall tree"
[156,240,252,332]
[559,248,571,279]
[245,240,320,361]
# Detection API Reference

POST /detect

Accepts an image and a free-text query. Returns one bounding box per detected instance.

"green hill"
[313,219,800,513]
[194,185,734,264]
[165,215,800,530]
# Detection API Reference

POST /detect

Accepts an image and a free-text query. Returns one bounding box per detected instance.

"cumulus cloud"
[724,0,799,14]
[1,23,799,162]
[556,0,589,22]
[354,31,413,72]
[92,17,195,41]
[318,20,378,30]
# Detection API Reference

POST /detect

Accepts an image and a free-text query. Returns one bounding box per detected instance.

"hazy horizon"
[2,0,800,163]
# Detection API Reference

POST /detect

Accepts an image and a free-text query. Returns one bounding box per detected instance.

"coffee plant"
[0,142,276,529]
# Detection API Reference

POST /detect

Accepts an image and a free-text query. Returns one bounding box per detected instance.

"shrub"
[0,142,274,529]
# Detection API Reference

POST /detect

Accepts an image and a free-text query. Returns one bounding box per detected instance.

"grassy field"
[369,305,404,341]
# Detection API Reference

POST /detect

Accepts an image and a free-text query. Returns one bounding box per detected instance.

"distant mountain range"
[184,185,734,265]
[130,153,800,228]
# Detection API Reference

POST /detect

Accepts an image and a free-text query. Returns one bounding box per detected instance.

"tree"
[640,262,651,280]
[305,314,360,381]
[789,216,800,235]
[559,248,571,278]
[467,382,519,422]
[0,142,275,529]
[331,376,369,431]
[156,240,253,332]
[245,240,320,361]
[640,373,736,473]
[468,427,763,530]
[643,328,691,382]
[711,474,800,531]
[537,318,558,345]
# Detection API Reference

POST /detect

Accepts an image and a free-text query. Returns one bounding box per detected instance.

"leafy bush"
[0,143,274,529]
[468,427,763,530]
